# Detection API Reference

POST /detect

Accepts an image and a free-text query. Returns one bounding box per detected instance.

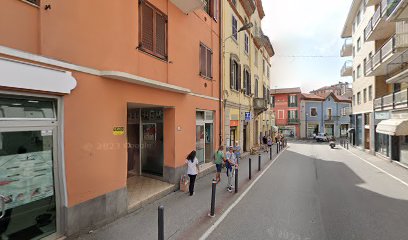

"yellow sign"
[113,127,125,136]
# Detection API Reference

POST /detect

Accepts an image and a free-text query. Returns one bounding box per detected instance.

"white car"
[315,133,328,142]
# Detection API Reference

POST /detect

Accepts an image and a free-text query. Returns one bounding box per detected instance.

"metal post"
[249,158,252,180]
[276,142,279,154]
[158,206,164,240]
[270,146,272,160]
[235,167,238,193]
[210,179,217,217]
[258,154,261,171]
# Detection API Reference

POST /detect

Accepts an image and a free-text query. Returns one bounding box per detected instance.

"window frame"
[368,85,373,101]
[199,43,213,80]
[232,15,238,42]
[244,33,250,55]
[310,107,318,117]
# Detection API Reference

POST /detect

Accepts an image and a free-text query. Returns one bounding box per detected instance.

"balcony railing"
[288,118,300,124]
[374,88,408,110]
[364,0,389,41]
[253,98,268,111]
[324,116,340,122]
[387,0,403,19]
[341,61,353,77]
[340,38,352,57]
[365,35,396,75]
[170,0,205,14]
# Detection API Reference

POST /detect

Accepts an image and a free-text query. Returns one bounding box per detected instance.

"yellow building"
[222,0,274,151]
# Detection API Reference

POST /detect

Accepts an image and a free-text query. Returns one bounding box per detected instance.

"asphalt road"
[207,142,408,240]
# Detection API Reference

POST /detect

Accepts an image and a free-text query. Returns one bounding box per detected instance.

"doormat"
[8,226,43,240]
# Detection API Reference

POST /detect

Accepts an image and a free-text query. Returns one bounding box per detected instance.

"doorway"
[243,124,247,152]
[195,111,214,164]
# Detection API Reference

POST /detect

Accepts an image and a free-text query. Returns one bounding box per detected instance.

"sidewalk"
[341,145,408,186]
[74,144,285,240]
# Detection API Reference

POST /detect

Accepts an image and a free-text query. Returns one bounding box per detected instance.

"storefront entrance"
[0,94,61,240]
[196,111,214,165]
[307,124,319,138]
[325,124,334,136]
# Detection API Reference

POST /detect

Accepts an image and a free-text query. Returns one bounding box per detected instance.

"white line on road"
[344,147,408,188]
[199,147,287,240]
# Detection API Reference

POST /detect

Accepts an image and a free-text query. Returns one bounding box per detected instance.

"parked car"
[315,133,328,142]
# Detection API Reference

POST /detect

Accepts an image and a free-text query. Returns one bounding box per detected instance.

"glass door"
[0,128,57,240]
[204,123,213,164]
[196,125,205,164]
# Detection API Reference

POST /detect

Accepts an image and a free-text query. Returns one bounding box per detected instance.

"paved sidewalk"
[341,145,408,186]
[75,144,286,240]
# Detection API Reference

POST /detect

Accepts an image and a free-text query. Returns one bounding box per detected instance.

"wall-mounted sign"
[113,127,125,136]
[375,112,390,120]
[245,112,251,121]
[230,120,239,127]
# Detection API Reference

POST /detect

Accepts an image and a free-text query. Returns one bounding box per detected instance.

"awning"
[0,58,77,94]
[347,128,355,133]
[376,118,408,136]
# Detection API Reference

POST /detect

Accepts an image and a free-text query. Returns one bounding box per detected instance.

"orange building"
[0,0,220,238]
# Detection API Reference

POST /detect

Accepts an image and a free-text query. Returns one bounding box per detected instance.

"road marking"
[343,147,408,188]
[199,146,287,240]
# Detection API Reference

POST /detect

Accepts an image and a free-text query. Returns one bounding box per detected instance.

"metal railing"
[387,0,402,16]
[341,38,352,57]
[287,118,300,124]
[365,35,396,74]
[374,88,408,110]
[341,61,353,76]
[364,0,389,40]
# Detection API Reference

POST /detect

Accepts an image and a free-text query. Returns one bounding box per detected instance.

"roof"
[324,92,352,103]
[270,87,301,95]
[255,0,265,19]
[301,93,324,101]
[341,0,363,38]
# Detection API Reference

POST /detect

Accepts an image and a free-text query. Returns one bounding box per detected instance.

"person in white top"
[185,150,199,196]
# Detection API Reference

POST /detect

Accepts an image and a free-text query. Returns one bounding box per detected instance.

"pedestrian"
[225,146,238,192]
[185,150,199,196]
[214,146,225,183]
[234,141,241,163]
[267,137,273,151]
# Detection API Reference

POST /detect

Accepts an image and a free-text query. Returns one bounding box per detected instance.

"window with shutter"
[139,1,167,59]
[232,16,238,41]
[199,43,213,79]
[230,58,234,89]
[237,64,241,90]
[207,49,212,78]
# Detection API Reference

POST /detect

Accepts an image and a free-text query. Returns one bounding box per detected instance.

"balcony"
[340,38,352,57]
[374,88,408,111]
[364,0,396,41]
[254,98,268,115]
[288,118,300,125]
[366,0,382,6]
[365,34,408,76]
[324,116,340,123]
[170,0,205,14]
[387,0,408,21]
[341,61,353,77]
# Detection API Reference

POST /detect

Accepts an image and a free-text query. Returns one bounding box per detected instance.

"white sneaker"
[227,188,233,192]
[230,185,235,189]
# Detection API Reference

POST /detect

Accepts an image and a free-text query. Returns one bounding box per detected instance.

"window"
[357,65,361,78]
[356,10,361,25]
[278,110,284,119]
[232,0,237,6]
[244,33,249,54]
[353,70,356,82]
[203,0,218,20]
[27,0,40,5]
[288,95,297,107]
[288,110,298,119]
[352,46,355,57]
[232,16,238,41]
[243,68,251,96]
[199,43,213,79]
[267,65,270,79]
[357,37,361,51]
[369,85,373,101]
[263,59,265,75]
[255,78,259,98]
[263,85,267,99]
[271,96,275,107]
[255,50,258,67]
[310,107,318,117]
[139,1,167,59]
[230,58,240,91]
[363,88,367,103]
[357,92,361,105]
[353,95,356,106]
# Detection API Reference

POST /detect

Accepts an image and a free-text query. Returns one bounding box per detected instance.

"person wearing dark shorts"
[214,146,225,183]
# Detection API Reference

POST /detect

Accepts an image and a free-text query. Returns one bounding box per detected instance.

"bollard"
[209,179,217,217]
[249,158,252,180]
[235,167,238,193]
[347,141,349,149]
[270,146,272,160]
[158,206,164,240]
[258,154,261,171]
[276,142,279,154]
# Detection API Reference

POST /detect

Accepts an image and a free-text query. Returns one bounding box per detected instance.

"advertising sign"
[245,112,251,121]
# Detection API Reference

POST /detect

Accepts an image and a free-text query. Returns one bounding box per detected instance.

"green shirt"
[214,151,224,165]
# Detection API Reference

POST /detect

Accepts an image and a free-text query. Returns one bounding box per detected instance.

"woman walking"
[185,150,199,196]
[214,146,225,183]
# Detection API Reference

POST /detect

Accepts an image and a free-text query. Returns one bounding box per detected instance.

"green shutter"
[288,95,290,107]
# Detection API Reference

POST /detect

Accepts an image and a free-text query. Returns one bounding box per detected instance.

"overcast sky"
[262,0,353,92]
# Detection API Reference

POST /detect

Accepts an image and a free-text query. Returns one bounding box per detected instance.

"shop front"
[307,123,319,138]
[196,110,214,165]
[355,114,363,147]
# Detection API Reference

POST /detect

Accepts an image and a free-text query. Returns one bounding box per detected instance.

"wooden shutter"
[295,110,298,119]
[248,73,251,95]
[288,95,290,107]
[155,12,166,57]
[200,44,206,76]
[207,48,212,78]
[230,58,234,89]
[237,64,241,90]
[141,3,154,52]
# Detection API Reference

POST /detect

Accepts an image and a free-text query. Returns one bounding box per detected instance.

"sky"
[262,0,353,93]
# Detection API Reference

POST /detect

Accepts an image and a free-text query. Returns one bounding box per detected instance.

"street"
[206,142,408,240]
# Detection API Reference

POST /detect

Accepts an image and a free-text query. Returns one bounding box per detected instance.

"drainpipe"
[219,0,223,147]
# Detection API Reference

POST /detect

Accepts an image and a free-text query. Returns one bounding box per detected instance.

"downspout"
[219,0,223,147]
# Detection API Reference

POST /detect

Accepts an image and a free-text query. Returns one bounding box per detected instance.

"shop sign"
[113,127,125,136]
[375,112,390,120]
[245,112,251,121]
[230,120,239,127]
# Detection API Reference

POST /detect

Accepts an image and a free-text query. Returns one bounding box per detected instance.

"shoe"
[227,188,232,192]
[230,185,234,189]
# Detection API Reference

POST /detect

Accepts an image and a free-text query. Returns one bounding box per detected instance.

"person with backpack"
[214,145,225,183]
[185,150,199,196]
[225,146,238,192]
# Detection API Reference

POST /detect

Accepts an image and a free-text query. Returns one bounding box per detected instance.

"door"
[127,123,140,177]
[0,127,58,240]
[243,125,247,152]
[230,128,235,147]
[204,123,213,164]
[196,125,205,164]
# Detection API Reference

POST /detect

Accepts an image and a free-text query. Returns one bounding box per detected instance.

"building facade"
[0,0,221,238]
[310,81,353,100]
[222,0,274,151]
[300,93,352,138]
[271,88,301,138]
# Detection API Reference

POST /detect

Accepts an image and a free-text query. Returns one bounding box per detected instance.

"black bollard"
[249,158,252,180]
[258,154,261,171]
[158,206,164,240]
[235,167,238,193]
[276,142,279,154]
[209,179,217,217]
[270,146,272,160]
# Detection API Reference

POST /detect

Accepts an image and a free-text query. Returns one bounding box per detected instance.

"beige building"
[222,0,274,151]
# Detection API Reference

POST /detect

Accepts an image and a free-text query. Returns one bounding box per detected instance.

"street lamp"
[305,113,309,139]
[223,22,253,44]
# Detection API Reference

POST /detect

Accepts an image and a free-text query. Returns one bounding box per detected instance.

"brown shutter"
[230,58,234,89]
[207,49,212,78]
[200,44,206,76]
[249,73,252,95]
[237,64,241,90]
[141,3,154,52]
[155,12,166,57]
